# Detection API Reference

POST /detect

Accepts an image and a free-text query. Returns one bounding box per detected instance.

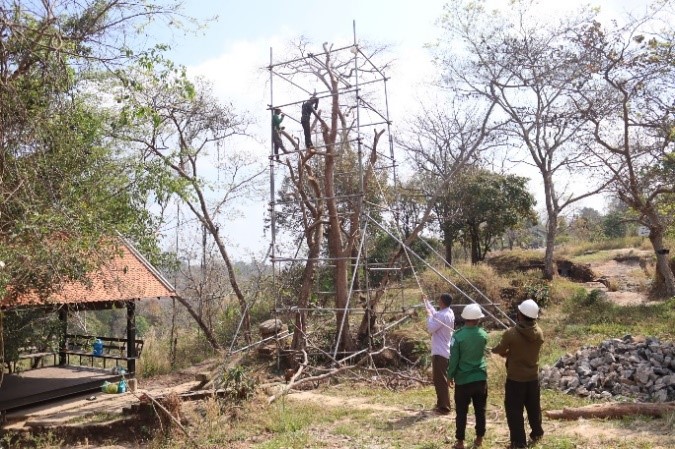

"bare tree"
[400,98,502,264]
[113,62,265,346]
[438,0,612,279]
[356,100,499,340]
[273,41,388,352]
[572,6,675,296]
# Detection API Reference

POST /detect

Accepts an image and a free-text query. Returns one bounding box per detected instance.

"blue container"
[93,339,104,356]
[117,379,127,393]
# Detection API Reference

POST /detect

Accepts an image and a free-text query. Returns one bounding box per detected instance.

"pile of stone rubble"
[540,335,675,402]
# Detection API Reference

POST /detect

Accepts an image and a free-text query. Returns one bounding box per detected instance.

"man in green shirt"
[447,303,488,449]
[272,108,285,161]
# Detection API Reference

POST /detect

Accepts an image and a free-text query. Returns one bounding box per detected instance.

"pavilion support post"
[126,300,137,375]
[58,306,68,366]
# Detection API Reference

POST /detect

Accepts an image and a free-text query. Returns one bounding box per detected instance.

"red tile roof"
[1,238,176,309]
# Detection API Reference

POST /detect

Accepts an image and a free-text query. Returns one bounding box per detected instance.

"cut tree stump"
[545,402,675,420]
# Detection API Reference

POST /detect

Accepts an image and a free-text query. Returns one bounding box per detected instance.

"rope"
[416,236,516,327]
[362,153,513,328]
[364,213,511,330]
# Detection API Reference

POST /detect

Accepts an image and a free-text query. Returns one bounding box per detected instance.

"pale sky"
[152,0,642,260]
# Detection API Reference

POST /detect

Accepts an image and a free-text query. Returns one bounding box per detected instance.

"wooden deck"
[0,366,121,413]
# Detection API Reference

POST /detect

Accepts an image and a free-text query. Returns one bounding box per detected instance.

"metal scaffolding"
[264,23,513,362]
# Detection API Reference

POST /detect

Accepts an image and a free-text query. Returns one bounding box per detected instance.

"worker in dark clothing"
[447,304,488,449]
[492,299,545,449]
[301,94,319,149]
[272,108,285,161]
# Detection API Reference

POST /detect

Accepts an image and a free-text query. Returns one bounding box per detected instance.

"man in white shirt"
[424,293,456,414]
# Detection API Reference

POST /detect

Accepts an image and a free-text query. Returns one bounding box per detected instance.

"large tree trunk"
[324,69,355,353]
[647,220,675,297]
[174,295,221,351]
[540,169,559,280]
[470,225,480,264]
[543,211,557,280]
[442,225,454,265]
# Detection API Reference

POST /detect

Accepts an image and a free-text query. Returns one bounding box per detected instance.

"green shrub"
[576,288,607,307]
[523,278,551,308]
[216,366,257,403]
[550,277,585,305]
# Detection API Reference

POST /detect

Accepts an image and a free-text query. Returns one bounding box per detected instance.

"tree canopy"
[0,1,182,302]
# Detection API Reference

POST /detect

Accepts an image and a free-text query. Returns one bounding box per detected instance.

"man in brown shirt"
[492,299,544,449]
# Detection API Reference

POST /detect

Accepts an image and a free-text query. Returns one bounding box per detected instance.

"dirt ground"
[283,389,675,449]
[43,386,672,449]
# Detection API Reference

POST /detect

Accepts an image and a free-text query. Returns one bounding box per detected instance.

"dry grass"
[125,292,675,449]
[39,240,674,449]
[136,328,172,378]
[419,262,508,302]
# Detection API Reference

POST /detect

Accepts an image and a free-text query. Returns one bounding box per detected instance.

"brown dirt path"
[582,250,658,305]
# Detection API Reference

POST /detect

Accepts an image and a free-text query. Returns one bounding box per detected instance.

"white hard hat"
[518,299,539,319]
[461,304,485,320]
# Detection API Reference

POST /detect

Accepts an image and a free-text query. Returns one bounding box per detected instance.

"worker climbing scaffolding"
[300,93,319,149]
[272,107,285,161]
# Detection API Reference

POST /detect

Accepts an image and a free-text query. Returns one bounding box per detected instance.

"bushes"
[486,250,545,275]
[216,366,257,403]
[522,278,551,308]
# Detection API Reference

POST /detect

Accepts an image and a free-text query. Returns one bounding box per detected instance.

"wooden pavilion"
[0,237,176,414]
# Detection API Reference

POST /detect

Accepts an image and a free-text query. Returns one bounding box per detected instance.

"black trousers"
[431,355,451,412]
[504,379,544,448]
[454,380,487,441]
[273,129,285,156]
[301,119,313,148]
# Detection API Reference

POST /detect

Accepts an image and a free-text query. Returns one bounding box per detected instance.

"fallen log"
[546,402,675,420]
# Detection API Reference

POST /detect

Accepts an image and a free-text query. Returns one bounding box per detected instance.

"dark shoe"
[453,441,465,449]
[527,436,542,447]
[433,406,451,415]
[473,436,483,447]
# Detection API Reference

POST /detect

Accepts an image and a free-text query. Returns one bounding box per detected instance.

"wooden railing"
[61,334,144,371]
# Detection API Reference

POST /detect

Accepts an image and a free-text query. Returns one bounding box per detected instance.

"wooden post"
[126,300,137,374]
[58,306,68,366]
